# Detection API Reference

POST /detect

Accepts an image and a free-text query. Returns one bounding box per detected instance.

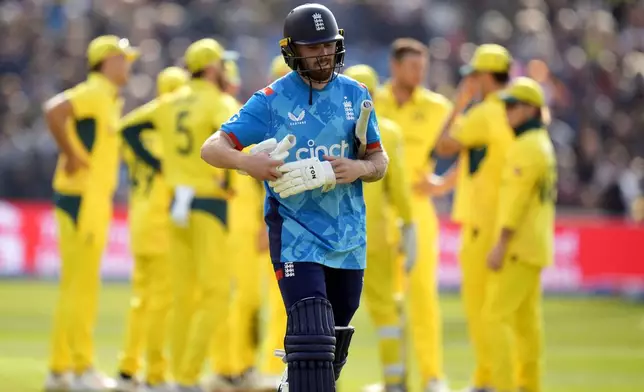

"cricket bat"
[355,100,373,158]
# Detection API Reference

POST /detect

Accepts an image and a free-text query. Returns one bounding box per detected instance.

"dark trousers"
[273,262,364,326]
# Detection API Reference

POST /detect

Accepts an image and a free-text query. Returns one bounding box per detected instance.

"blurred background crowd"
[0,0,643,218]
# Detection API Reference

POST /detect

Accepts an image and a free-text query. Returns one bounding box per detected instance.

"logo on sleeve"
[312,13,325,31]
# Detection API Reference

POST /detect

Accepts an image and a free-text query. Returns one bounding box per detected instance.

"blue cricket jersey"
[221,71,381,270]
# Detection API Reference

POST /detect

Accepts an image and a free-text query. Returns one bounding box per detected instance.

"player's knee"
[285,297,336,392]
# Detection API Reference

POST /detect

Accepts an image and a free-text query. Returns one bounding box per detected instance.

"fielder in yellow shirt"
[121,39,238,389]
[344,65,414,392]
[375,39,452,392]
[114,66,188,392]
[434,44,514,392]
[483,77,555,392]
[43,35,138,392]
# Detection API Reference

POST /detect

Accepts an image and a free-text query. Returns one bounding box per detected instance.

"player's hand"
[487,242,507,271]
[63,153,89,175]
[268,157,336,198]
[323,155,367,184]
[399,223,417,272]
[239,152,284,181]
[455,75,479,110]
[413,172,448,197]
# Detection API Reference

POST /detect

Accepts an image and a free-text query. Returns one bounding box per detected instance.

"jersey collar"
[514,118,544,136]
[87,72,119,98]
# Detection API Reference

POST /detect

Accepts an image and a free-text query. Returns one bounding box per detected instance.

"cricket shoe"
[203,374,236,392]
[362,383,407,392]
[71,369,117,391]
[235,368,262,389]
[424,379,449,392]
[112,374,139,392]
[44,372,73,392]
[140,383,175,392]
[457,388,492,392]
[255,374,282,390]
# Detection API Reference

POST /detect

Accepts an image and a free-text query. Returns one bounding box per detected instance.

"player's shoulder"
[512,129,552,161]
[418,88,452,109]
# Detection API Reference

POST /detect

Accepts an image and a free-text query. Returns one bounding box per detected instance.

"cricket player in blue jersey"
[201,4,388,392]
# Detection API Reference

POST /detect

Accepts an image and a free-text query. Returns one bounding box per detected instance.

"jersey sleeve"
[382,123,412,224]
[364,90,382,148]
[120,100,161,171]
[220,90,271,150]
[450,104,488,148]
[497,141,541,230]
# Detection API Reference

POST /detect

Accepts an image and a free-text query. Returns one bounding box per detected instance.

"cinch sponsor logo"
[296,139,349,160]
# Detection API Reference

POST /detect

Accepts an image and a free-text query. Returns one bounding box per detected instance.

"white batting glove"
[400,223,417,272]
[238,135,296,174]
[268,157,336,198]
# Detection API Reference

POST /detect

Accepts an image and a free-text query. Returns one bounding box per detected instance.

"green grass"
[1,281,643,392]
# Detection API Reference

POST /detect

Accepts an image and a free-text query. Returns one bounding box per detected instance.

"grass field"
[1,281,643,392]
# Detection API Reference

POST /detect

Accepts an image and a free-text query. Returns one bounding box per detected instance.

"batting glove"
[238,135,296,174]
[170,185,195,227]
[269,157,336,198]
[400,223,418,272]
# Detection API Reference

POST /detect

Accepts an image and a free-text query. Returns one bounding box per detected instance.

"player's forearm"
[359,148,388,182]
[434,110,462,157]
[498,228,514,246]
[43,97,77,158]
[201,131,246,170]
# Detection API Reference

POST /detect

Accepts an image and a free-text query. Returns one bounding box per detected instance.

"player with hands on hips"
[201,3,388,392]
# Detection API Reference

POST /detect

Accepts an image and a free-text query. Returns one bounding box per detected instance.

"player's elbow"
[200,137,219,167]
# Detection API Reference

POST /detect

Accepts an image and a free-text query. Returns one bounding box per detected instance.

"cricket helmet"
[279,3,345,80]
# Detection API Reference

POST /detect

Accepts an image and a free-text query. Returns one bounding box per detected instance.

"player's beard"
[302,55,335,82]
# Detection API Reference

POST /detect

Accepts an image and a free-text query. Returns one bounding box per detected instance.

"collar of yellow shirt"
[87,72,119,98]
[188,78,222,94]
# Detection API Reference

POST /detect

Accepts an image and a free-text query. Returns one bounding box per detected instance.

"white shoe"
[175,385,203,392]
[362,383,406,392]
[202,374,235,392]
[424,379,449,392]
[237,368,261,389]
[458,388,492,392]
[257,374,282,389]
[44,372,73,392]
[71,369,117,391]
[113,375,139,392]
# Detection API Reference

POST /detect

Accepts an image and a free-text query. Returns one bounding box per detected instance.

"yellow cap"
[270,55,292,79]
[184,39,225,73]
[87,35,139,67]
[499,77,545,107]
[157,66,188,96]
[343,65,379,93]
[460,44,512,76]
[224,60,241,86]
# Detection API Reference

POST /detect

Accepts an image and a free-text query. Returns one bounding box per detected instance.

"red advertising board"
[0,201,643,292]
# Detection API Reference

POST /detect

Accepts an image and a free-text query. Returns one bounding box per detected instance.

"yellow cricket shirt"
[120,99,171,255]
[53,73,124,198]
[375,83,452,206]
[496,121,556,268]
[450,93,514,231]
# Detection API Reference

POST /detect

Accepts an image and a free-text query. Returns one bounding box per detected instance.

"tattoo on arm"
[360,147,389,182]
